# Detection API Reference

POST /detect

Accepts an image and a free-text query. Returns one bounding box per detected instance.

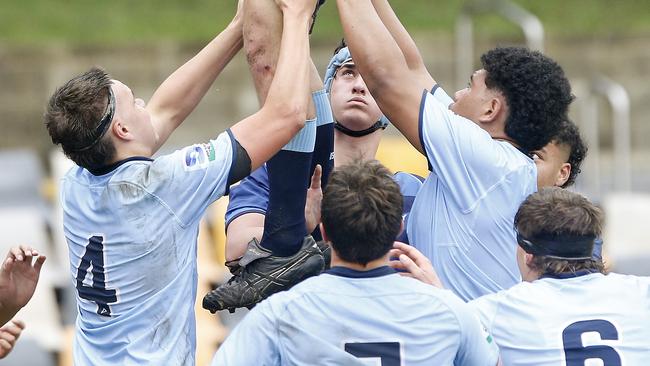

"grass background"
[1,0,649,46]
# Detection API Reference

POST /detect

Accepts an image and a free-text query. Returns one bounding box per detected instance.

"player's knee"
[245,40,276,78]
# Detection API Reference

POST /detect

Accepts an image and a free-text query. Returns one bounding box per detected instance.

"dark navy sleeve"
[393,172,425,244]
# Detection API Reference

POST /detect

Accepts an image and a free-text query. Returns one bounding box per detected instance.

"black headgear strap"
[334,120,386,138]
[516,230,596,260]
[67,87,116,152]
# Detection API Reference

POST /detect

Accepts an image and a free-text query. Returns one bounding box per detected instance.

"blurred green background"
[1,0,649,46]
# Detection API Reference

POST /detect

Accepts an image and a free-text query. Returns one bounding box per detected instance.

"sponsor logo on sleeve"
[183,145,208,171]
[203,142,217,162]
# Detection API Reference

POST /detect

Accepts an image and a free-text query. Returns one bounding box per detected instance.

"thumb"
[34,255,46,274]
[310,165,322,190]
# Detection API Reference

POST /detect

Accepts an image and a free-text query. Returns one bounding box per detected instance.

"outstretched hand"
[0,319,24,359]
[388,242,443,288]
[0,246,46,326]
[305,164,323,233]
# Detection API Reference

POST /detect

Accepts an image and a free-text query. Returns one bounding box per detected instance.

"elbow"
[281,103,307,132]
[265,101,307,134]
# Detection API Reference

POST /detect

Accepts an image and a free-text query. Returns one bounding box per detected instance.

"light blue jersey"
[470,272,650,365]
[61,131,235,365]
[407,87,536,301]
[213,266,499,365]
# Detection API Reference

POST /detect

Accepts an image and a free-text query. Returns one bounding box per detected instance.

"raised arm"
[370,0,433,81]
[146,2,245,152]
[229,0,314,170]
[336,0,433,154]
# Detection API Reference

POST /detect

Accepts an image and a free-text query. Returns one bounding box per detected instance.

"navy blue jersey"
[226,166,423,243]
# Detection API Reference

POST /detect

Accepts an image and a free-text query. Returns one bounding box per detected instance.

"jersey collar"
[326,266,395,279]
[88,156,153,176]
[540,269,598,280]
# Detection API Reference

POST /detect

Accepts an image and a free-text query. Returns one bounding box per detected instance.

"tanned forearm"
[336,0,429,153]
[370,0,434,84]
[148,6,244,152]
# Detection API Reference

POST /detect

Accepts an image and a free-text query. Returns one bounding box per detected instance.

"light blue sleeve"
[314,89,334,126]
[145,130,235,226]
[430,85,454,109]
[212,300,280,366]
[468,292,502,332]
[453,300,500,366]
[418,91,524,211]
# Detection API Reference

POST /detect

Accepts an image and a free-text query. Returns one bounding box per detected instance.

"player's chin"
[339,110,373,124]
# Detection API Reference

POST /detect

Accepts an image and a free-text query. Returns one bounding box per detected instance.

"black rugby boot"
[202,236,325,313]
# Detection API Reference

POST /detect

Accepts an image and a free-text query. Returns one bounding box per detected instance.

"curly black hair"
[554,119,587,188]
[481,47,574,153]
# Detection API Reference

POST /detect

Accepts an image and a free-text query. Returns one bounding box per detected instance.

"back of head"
[44,67,116,170]
[515,187,605,274]
[481,47,574,152]
[554,119,587,188]
[321,160,403,265]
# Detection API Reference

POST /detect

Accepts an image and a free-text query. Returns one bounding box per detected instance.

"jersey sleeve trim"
[224,129,240,195]
[224,208,267,230]
[418,89,434,172]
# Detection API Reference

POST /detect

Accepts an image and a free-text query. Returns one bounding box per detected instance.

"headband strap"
[516,230,596,260]
[67,87,115,152]
[334,120,386,138]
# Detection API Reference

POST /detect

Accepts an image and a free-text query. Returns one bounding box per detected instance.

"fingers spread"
[0,338,12,352]
[9,247,24,262]
[1,257,13,273]
[8,320,25,331]
[0,331,16,345]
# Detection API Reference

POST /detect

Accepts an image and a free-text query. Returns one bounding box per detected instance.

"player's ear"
[111,117,131,141]
[320,223,330,243]
[479,95,503,124]
[524,253,534,266]
[555,163,571,187]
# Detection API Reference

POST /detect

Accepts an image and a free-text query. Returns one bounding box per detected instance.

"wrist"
[281,2,315,19]
[227,17,243,32]
[282,8,313,29]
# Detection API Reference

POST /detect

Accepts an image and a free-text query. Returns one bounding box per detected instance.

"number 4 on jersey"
[75,235,117,317]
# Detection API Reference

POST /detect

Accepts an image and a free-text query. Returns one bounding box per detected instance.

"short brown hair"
[44,67,116,169]
[321,160,403,265]
[515,187,606,275]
